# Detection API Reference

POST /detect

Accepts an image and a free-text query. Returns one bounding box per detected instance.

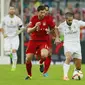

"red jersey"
[28,15,55,40]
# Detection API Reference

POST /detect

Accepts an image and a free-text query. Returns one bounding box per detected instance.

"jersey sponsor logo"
[65,30,78,35]
[7,25,16,28]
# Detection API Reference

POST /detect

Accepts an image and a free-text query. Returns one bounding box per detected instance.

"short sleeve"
[18,18,24,29]
[78,20,85,27]
[48,16,55,29]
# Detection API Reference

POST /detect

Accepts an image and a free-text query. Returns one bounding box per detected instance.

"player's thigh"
[26,53,34,62]
[41,48,49,57]
[4,38,11,51]
[72,50,82,60]
[73,58,82,68]
[11,36,19,50]
[40,42,49,57]
[65,51,72,60]
[26,40,37,54]
[73,58,82,64]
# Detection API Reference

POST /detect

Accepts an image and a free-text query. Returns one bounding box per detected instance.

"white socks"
[12,52,17,69]
[63,63,70,77]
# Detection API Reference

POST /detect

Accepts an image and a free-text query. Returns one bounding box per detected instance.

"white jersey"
[0,15,24,36]
[58,19,85,59]
[58,19,85,43]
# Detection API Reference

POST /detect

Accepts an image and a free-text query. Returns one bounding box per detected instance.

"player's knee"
[26,54,33,63]
[41,49,49,58]
[65,52,72,61]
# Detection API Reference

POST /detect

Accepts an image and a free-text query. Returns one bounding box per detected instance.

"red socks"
[43,56,51,73]
[26,62,32,77]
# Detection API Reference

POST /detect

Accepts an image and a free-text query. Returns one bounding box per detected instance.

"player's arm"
[79,20,85,27]
[27,22,40,34]
[0,28,3,32]
[15,25,25,35]
[53,26,61,44]
[15,17,25,35]
[51,26,60,39]
[0,19,7,37]
[0,28,7,38]
[48,16,60,43]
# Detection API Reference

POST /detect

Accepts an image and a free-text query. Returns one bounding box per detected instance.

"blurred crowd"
[10,0,85,41]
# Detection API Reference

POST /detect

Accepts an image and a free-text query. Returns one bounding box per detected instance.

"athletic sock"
[26,61,32,77]
[12,52,17,69]
[63,63,70,77]
[43,56,51,73]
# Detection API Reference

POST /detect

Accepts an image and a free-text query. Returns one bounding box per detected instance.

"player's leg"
[11,36,19,71]
[11,49,17,71]
[41,48,49,58]
[39,57,45,73]
[43,39,52,75]
[63,51,72,80]
[73,52,82,72]
[25,53,33,80]
[25,40,36,80]
[4,38,13,66]
[40,43,51,77]
[73,58,81,70]
[4,38,11,55]
[43,49,52,77]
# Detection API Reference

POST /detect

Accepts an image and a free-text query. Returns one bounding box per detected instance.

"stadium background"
[0,0,85,64]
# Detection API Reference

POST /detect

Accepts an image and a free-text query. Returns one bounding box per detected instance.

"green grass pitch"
[0,64,85,85]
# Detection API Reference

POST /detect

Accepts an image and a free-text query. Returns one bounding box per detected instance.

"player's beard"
[67,22,72,26]
[38,15,44,20]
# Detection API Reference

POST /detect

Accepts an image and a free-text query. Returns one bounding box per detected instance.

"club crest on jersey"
[43,22,46,26]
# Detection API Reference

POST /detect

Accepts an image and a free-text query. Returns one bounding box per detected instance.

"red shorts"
[35,39,52,59]
[26,40,51,54]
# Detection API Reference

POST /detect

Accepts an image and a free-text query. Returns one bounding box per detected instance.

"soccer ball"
[72,70,83,80]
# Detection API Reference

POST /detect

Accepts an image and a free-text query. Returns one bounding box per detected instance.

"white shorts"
[4,36,19,51]
[64,42,82,59]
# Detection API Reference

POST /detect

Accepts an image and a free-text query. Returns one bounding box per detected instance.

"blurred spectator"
[9,0,85,42]
[33,0,42,10]
[64,3,73,13]
[74,11,81,20]
[24,8,30,24]
[73,3,80,13]
[82,9,85,21]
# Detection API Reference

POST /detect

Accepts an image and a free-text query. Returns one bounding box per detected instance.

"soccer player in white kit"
[57,12,85,80]
[0,7,24,71]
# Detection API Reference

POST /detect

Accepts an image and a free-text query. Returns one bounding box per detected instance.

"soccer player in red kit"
[25,5,59,80]
[35,5,54,77]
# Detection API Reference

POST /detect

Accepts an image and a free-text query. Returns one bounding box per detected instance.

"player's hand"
[3,34,8,38]
[54,37,61,45]
[45,28,50,34]
[16,30,22,35]
[0,28,4,33]
[35,22,41,31]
